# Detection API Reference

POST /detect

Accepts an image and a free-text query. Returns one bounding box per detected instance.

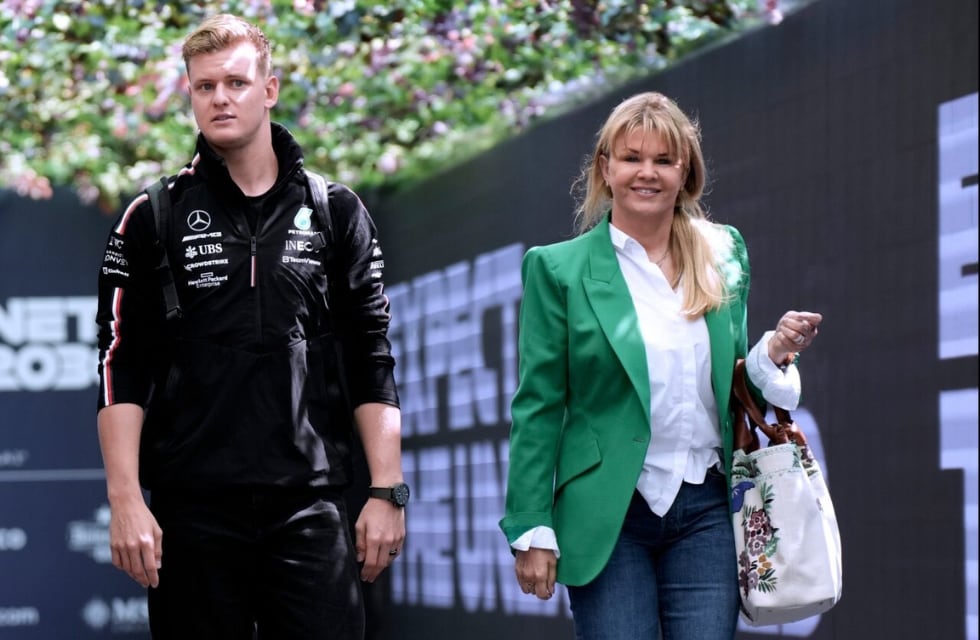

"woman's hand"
[769,310,823,366]
[515,547,557,600]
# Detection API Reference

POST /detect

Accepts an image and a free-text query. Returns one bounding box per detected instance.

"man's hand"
[108,496,163,588]
[98,403,161,588]
[354,498,406,583]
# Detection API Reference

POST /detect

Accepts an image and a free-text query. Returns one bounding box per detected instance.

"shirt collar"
[608,221,631,249]
[608,221,645,258]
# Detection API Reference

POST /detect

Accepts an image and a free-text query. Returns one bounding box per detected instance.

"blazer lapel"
[581,220,651,416]
[704,306,734,421]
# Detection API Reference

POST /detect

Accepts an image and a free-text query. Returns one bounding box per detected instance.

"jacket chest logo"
[293,206,313,231]
[185,243,223,260]
[187,210,212,232]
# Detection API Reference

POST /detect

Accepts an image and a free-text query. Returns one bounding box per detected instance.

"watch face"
[391,483,410,507]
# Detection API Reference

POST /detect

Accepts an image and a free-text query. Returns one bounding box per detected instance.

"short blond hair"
[182,13,272,78]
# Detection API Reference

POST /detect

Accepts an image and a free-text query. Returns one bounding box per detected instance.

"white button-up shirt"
[610,224,722,516]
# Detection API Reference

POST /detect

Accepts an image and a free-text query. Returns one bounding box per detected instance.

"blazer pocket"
[555,424,602,494]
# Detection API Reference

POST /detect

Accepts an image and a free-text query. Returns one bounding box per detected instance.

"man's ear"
[265,75,280,109]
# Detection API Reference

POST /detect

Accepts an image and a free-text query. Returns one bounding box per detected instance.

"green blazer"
[499,217,752,587]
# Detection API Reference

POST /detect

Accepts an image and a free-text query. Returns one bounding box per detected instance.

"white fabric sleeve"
[511,526,561,558]
[745,330,801,410]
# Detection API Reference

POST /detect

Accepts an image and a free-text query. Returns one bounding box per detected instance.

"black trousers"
[147,486,364,639]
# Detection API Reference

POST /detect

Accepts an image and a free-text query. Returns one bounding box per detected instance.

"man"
[95,14,407,639]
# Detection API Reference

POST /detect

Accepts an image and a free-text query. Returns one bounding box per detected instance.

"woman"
[499,92,821,639]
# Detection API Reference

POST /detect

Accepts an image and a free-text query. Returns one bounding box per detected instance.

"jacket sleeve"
[328,183,399,408]
[95,193,165,411]
[499,246,567,544]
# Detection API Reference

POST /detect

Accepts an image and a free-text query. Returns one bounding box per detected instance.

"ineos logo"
[187,210,212,232]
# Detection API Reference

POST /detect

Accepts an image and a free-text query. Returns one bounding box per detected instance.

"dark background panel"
[0,190,149,638]
[0,480,150,637]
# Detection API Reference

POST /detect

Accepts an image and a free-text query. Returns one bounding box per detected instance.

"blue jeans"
[567,470,739,640]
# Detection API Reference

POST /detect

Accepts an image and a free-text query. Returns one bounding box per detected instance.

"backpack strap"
[147,177,183,321]
[305,169,332,246]
[304,169,353,415]
[304,168,338,311]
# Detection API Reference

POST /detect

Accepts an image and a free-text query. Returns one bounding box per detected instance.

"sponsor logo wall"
[0,189,149,638]
[1,0,976,638]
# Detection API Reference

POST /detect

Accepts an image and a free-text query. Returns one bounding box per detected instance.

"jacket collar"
[192,122,305,200]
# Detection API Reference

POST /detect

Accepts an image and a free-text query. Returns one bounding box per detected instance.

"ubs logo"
[187,210,212,232]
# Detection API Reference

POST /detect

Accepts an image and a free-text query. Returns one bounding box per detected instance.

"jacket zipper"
[250,236,257,288]
[250,233,263,343]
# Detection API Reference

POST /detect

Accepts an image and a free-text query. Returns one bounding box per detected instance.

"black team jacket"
[96,123,399,492]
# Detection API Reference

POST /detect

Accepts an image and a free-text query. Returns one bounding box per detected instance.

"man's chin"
[201,127,242,151]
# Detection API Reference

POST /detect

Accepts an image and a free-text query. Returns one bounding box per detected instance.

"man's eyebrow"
[192,73,245,86]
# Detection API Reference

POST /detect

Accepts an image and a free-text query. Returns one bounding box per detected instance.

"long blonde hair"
[571,92,731,317]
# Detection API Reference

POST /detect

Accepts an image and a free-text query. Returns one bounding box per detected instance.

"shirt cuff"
[746,330,801,410]
[511,526,561,558]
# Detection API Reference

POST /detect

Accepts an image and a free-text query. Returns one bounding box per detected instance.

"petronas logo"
[294,206,313,230]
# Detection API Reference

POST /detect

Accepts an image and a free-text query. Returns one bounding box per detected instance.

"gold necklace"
[653,248,670,266]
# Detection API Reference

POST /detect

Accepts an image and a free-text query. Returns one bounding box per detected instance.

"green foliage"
[0,0,769,212]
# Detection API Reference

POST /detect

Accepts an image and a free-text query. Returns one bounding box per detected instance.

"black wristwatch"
[369,482,410,507]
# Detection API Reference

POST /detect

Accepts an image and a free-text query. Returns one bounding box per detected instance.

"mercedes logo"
[187,210,212,232]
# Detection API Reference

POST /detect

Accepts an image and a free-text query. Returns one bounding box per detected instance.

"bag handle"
[731,359,808,452]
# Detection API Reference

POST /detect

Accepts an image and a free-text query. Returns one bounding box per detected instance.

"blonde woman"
[500,92,821,639]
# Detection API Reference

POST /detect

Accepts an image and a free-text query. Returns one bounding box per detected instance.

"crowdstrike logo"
[187,209,211,232]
